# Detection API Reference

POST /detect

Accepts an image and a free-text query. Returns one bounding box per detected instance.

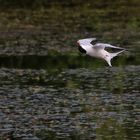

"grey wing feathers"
[78,38,96,46]
[93,43,125,50]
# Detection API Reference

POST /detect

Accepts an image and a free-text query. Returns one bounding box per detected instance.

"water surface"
[0,1,140,139]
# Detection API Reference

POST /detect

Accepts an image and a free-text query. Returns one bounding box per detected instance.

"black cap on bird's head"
[76,41,87,54]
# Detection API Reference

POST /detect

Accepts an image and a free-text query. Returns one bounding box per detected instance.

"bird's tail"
[106,49,125,67]
[110,49,125,59]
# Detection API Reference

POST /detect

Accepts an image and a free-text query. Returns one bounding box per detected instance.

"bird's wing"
[77,38,96,47]
[93,43,125,50]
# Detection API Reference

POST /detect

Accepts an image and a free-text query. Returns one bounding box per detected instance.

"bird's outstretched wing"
[93,43,125,50]
[77,38,96,47]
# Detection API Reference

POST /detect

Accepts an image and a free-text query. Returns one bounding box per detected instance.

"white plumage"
[77,38,125,66]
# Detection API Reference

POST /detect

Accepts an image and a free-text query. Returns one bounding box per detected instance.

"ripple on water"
[0,66,139,139]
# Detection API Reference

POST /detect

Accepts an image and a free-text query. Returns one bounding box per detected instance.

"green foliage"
[96,118,126,140]
[36,129,58,140]
[0,0,140,9]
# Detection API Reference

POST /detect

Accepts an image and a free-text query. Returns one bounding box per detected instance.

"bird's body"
[77,38,125,66]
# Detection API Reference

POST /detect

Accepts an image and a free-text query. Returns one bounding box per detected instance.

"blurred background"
[0,0,139,140]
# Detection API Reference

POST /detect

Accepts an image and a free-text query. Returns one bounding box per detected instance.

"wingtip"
[78,38,96,41]
[106,59,112,67]
[108,63,112,67]
[90,38,97,41]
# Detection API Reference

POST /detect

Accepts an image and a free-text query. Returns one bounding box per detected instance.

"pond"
[0,1,140,140]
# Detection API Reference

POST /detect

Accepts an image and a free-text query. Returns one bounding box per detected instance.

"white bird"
[77,38,125,67]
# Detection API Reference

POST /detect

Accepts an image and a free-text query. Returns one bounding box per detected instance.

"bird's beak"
[76,41,79,47]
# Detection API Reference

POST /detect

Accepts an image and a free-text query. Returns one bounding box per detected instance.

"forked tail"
[106,49,125,67]
[110,49,125,59]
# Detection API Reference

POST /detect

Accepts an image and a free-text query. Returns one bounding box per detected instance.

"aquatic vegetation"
[0,0,139,139]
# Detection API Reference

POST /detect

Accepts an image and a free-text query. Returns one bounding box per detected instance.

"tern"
[77,38,125,66]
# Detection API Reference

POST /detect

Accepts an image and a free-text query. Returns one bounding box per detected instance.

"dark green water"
[0,1,140,140]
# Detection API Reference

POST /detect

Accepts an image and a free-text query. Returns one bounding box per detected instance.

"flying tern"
[77,38,125,66]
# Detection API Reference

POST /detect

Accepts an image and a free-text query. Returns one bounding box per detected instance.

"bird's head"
[76,41,87,54]
[76,41,80,47]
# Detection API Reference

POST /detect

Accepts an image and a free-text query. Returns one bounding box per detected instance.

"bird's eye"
[78,46,86,54]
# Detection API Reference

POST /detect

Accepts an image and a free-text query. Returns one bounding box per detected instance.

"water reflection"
[0,53,139,69]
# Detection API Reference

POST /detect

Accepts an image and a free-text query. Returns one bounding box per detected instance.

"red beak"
[76,41,79,47]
